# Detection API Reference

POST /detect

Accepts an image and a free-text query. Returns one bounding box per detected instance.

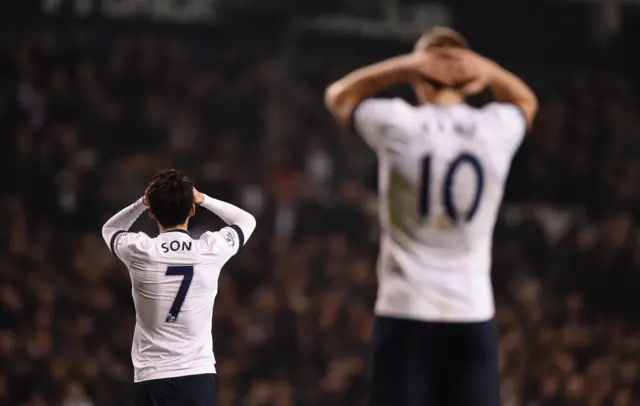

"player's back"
[353,98,526,322]
[102,183,256,406]
[118,229,235,382]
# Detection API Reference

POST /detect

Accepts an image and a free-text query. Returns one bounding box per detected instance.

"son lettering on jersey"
[161,240,193,253]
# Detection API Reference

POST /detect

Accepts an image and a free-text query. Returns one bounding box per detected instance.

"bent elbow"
[324,84,357,129]
[523,96,539,130]
[101,225,111,247]
[245,214,257,234]
[101,225,122,249]
[324,83,341,111]
[235,213,257,245]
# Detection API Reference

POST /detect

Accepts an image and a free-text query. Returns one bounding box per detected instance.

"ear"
[188,204,196,218]
[147,208,156,220]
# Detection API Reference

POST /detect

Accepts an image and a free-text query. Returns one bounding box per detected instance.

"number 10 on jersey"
[418,153,484,224]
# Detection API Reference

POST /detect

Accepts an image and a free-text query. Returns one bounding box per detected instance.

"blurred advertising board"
[40,0,219,23]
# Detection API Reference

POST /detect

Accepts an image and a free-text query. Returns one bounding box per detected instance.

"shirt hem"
[134,364,216,383]
[374,307,494,323]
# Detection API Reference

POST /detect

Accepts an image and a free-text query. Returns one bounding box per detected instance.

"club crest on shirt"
[221,229,236,248]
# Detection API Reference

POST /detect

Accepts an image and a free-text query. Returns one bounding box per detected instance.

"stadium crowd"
[1,24,640,406]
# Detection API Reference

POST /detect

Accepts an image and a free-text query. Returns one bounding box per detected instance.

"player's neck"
[159,224,189,234]
[429,90,465,106]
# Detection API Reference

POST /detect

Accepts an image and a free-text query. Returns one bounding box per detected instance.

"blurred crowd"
[1,23,640,406]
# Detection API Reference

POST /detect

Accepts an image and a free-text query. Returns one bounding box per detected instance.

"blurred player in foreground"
[101,169,256,406]
[325,27,538,406]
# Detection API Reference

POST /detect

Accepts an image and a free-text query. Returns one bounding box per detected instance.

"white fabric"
[101,195,256,382]
[354,99,526,322]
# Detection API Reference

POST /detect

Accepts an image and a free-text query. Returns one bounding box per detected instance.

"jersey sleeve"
[351,98,402,150]
[102,197,148,266]
[110,231,149,265]
[200,225,245,260]
[482,102,527,159]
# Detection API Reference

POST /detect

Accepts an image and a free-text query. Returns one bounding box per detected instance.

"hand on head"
[442,48,498,95]
[410,48,497,95]
[143,182,203,207]
[193,188,204,205]
[143,186,150,208]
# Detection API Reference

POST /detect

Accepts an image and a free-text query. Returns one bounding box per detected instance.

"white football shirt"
[353,99,526,322]
[102,195,256,382]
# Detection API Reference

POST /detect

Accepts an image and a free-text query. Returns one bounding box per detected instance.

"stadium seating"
[1,24,639,406]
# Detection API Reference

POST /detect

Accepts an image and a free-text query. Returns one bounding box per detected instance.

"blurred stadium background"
[2,0,640,405]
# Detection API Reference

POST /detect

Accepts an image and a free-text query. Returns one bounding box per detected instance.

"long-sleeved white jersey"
[101,195,256,382]
[354,98,526,323]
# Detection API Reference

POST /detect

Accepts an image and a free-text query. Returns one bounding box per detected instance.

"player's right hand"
[143,186,150,207]
[409,49,471,86]
[193,188,205,205]
[440,49,499,95]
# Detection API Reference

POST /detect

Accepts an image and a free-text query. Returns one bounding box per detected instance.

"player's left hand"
[409,50,467,86]
[439,49,499,95]
[143,187,150,207]
[193,188,205,205]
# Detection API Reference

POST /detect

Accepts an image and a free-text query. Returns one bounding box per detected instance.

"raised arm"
[196,190,256,248]
[486,65,538,130]
[101,197,146,254]
[324,52,460,129]
[324,55,417,129]
[455,49,538,129]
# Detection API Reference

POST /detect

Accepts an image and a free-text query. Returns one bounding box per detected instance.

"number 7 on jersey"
[165,265,194,323]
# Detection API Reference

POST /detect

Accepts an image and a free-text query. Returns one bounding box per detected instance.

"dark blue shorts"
[135,373,218,406]
[369,316,500,406]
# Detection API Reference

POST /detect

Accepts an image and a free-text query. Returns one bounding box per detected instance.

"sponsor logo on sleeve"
[221,229,236,248]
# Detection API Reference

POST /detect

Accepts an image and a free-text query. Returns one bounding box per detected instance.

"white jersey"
[102,196,256,382]
[353,99,526,322]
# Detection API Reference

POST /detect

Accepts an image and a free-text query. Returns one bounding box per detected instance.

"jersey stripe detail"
[229,225,245,248]
[110,230,126,258]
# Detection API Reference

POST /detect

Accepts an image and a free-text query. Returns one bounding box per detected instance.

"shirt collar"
[162,229,191,236]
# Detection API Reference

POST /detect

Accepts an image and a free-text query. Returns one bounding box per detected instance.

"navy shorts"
[369,316,500,406]
[135,373,218,406]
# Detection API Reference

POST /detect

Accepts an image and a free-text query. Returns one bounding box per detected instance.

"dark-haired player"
[101,169,256,406]
[325,27,538,406]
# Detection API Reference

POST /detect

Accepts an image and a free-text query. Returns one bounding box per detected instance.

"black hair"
[146,169,194,228]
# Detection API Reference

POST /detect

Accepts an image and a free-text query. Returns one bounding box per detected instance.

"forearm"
[324,55,416,127]
[487,64,538,128]
[200,195,257,241]
[101,198,146,246]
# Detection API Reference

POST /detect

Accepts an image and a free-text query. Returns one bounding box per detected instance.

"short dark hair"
[146,169,194,228]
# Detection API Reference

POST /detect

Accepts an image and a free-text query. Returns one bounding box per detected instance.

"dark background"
[2,0,640,405]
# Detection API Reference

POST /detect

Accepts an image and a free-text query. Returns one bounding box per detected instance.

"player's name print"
[161,240,193,253]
